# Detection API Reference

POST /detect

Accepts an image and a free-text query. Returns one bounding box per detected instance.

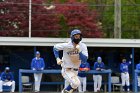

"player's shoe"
[127,88,130,92]
[61,89,69,93]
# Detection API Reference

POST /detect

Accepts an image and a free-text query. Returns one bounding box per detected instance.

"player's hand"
[96,68,101,71]
[75,44,81,53]
[56,58,63,65]
[41,68,44,70]
[101,69,104,71]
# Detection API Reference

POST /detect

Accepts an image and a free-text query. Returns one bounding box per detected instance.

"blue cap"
[36,51,40,55]
[5,67,10,70]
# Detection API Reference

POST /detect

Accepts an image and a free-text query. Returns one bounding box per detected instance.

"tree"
[55,0,103,37]
[0,0,60,37]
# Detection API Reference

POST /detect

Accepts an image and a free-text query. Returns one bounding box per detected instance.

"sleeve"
[10,72,14,81]
[1,72,5,81]
[102,62,105,69]
[120,64,123,72]
[31,59,34,70]
[79,44,88,63]
[41,58,45,69]
[93,62,97,70]
[136,64,138,70]
[86,63,90,70]
[53,43,66,58]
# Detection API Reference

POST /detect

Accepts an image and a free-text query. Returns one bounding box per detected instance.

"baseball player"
[53,29,88,93]
[78,61,90,93]
[120,58,131,92]
[136,61,140,90]
[0,67,15,92]
[93,57,105,92]
[31,51,45,92]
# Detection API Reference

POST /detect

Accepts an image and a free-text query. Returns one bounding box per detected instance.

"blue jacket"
[78,62,90,77]
[120,62,131,73]
[1,72,14,81]
[31,57,45,70]
[136,63,140,76]
[136,63,140,70]
[93,62,105,70]
[93,62,105,75]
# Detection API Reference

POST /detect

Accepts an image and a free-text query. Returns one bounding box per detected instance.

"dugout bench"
[19,69,112,93]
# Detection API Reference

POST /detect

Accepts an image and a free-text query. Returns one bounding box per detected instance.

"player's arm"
[9,72,14,81]
[85,63,90,71]
[120,64,123,72]
[1,72,6,81]
[41,58,45,70]
[77,44,88,63]
[53,43,65,65]
[93,62,97,70]
[31,59,35,70]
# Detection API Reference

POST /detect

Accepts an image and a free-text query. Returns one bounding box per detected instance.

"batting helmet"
[70,29,82,44]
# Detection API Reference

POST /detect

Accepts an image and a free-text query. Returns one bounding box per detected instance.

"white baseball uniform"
[54,41,88,89]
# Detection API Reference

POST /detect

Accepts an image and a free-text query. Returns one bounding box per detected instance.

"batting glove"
[56,58,63,65]
[76,44,81,53]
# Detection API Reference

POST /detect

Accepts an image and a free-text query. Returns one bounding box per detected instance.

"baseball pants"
[93,75,102,92]
[78,76,87,92]
[34,73,42,92]
[121,72,130,86]
[61,68,80,89]
[0,80,15,92]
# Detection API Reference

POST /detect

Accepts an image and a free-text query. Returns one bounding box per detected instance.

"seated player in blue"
[78,61,90,93]
[31,51,45,92]
[0,67,15,92]
[120,58,131,92]
[93,57,105,92]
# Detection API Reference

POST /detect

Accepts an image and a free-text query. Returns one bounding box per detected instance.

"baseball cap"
[36,51,40,55]
[5,67,10,70]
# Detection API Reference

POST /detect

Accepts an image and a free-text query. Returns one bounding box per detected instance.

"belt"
[66,68,79,71]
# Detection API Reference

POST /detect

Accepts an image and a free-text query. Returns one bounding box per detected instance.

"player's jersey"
[78,62,90,77]
[1,72,14,81]
[136,63,140,70]
[120,62,131,73]
[54,41,88,68]
[93,62,105,75]
[31,57,45,70]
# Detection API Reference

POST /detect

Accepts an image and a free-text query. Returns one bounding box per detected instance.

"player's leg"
[0,80,3,92]
[11,81,15,92]
[34,73,42,92]
[121,73,125,91]
[97,75,102,91]
[83,77,87,92]
[126,73,130,91]
[61,68,80,93]
[138,76,140,91]
[78,76,82,92]
[93,75,98,92]
[64,80,69,89]
[37,73,43,91]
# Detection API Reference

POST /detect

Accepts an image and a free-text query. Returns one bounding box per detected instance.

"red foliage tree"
[0,0,60,37]
[55,0,103,38]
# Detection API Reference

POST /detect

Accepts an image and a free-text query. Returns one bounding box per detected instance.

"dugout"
[0,37,140,91]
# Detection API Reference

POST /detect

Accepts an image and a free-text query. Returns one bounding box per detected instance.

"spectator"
[120,58,131,92]
[78,61,90,93]
[93,57,105,92]
[31,51,45,92]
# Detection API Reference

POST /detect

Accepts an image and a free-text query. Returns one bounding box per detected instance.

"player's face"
[36,54,40,58]
[122,59,126,63]
[74,34,81,39]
